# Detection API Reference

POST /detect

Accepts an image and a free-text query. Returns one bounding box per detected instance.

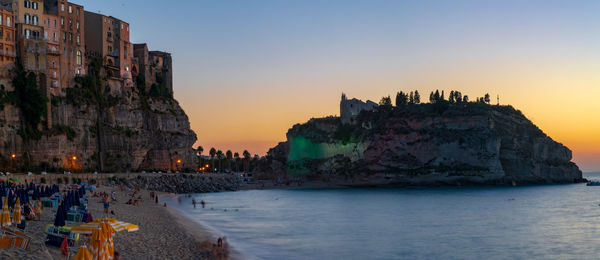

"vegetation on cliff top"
[11,63,48,141]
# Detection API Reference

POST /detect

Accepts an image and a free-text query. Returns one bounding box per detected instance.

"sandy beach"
[0,183,234,260]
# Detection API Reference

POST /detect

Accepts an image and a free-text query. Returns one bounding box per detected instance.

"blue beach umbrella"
[54,204,66,227]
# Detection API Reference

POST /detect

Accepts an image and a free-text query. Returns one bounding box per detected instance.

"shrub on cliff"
[11,63,47,141]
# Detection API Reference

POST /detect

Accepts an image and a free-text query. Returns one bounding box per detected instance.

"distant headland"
[253,90,584,186]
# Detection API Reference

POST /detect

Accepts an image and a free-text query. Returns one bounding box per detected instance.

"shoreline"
[159,193,242,260]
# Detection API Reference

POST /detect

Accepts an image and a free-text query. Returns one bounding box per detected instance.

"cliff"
[255,103,583,186]
[0,63,197,172]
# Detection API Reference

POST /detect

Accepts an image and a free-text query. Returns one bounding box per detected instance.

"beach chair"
[44,225,79,247]
[41,199,58,208]
[1,227,32,250]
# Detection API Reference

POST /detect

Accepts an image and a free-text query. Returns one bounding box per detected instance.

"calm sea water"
[170,172,600,260]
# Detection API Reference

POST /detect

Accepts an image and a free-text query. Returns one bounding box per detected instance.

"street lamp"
[10,154,16,171]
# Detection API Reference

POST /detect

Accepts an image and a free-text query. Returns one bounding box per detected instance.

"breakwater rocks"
[127,174,240,193]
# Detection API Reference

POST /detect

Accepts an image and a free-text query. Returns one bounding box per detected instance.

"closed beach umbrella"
[54,204,66,227]
[71,218,139,234]
[101,221,114,258]
[13,197,21,225]
[74,245,92,260]
[0,197,11,227]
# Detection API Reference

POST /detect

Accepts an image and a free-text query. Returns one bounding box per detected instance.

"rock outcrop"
[0,74,197,172]
[255,103,583,186]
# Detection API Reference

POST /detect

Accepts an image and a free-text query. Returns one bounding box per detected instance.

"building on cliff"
[132,43,173,94]
[0,8,16,66]
[84,11,133,87]
[340,93,377,124]
[43,0,86,93]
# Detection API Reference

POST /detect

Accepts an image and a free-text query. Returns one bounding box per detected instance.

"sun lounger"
[1,227,32,250]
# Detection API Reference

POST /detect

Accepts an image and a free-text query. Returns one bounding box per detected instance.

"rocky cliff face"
[0,80,197,172]
[256,103,583,185]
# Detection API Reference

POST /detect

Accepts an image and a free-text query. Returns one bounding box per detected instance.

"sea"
[169,172,600,260]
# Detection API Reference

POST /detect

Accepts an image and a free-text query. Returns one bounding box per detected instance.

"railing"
[47,49,61,55]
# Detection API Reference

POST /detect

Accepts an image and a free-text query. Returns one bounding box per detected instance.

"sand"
[1,185,234,260]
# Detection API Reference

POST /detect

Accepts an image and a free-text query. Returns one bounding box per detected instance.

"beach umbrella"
[54,204,66,227]
[89,227,109,260]
[100,221,114,258]
[74,245,92,260]
[71,218,139,234]
[0,197,11,227]
[12,197,21,225]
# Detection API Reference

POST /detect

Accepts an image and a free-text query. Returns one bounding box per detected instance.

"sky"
[77,0,600,171]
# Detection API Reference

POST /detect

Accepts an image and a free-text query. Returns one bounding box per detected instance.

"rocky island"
[255,92,584,186]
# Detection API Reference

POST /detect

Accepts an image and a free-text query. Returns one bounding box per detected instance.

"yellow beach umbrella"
[74,245,92,260]
[71,218,139,234]
[0,197,11,227]
[89,228,105,260]
[13,198,21,225]
[100,221,114,258]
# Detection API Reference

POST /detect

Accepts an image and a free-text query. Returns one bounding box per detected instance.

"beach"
[0,182,233,260]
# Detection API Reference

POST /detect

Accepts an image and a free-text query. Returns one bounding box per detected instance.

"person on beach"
[36,200,42,220]
[201,200,205,208]
[192,199,197,208]
[103,194,110,214]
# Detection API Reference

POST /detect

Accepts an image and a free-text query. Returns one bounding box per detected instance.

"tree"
[209,148,216,171]
[429,91,434,103]
[226,150,233,171]
[243,150,251,172]
[216,150,224,172]
[234,152,240,172]
[414,90,421,104]
[395,92,407,106]
[449,91,455,103]
[196,146,204,156]
[380,95,392,106]
[409,92,414,104]
[484,93,491,104]
[434,90,440,103]
[463,95,469,103]
[12,63,48,141]
[441,90,445,101]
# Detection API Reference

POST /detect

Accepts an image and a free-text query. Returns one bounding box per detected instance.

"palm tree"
[197,145,204,156]
[243,150,251,172]
[216,150,223,172]
[226,150,233,172]
[234,152,240,172]
[209,147,216,172]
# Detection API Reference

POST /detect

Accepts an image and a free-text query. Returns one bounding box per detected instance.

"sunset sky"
[80,0,599,171]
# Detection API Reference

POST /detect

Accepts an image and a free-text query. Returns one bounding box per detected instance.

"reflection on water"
[170,173,600,260]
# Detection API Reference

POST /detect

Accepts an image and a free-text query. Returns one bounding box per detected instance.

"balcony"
[107,51,120,57]
[47,48,61,55]
[0,50,16,57]
[107,36,113,42]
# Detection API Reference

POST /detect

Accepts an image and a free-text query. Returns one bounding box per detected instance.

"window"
[76,35,80,45]
[76,22,79,30]
[61,18,64,26]
[24,1,30,8]
[32,15,38,25]
[53,32,57,41]
[69,32,72,41]
[121,24,123,29]
[25,29,30,39]
[0,15,2,26]
[77,50,82,65]
[44,31,47,40]
[6,17,9,27]
[32,2,38,10]
[77,8,80,16]
[61,4,64,11]
[63,32,66,41]
[24,14,30,24]
[69,5,72,13]
[54,19,57,28]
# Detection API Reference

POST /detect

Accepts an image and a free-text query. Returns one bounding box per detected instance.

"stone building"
[0,8,16,66]
[133,43,173,94]
[43,0,85,91]
[84,11,131,86]
[42,13,59,94]
[340,93,377,124]
[0,0,48,72]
